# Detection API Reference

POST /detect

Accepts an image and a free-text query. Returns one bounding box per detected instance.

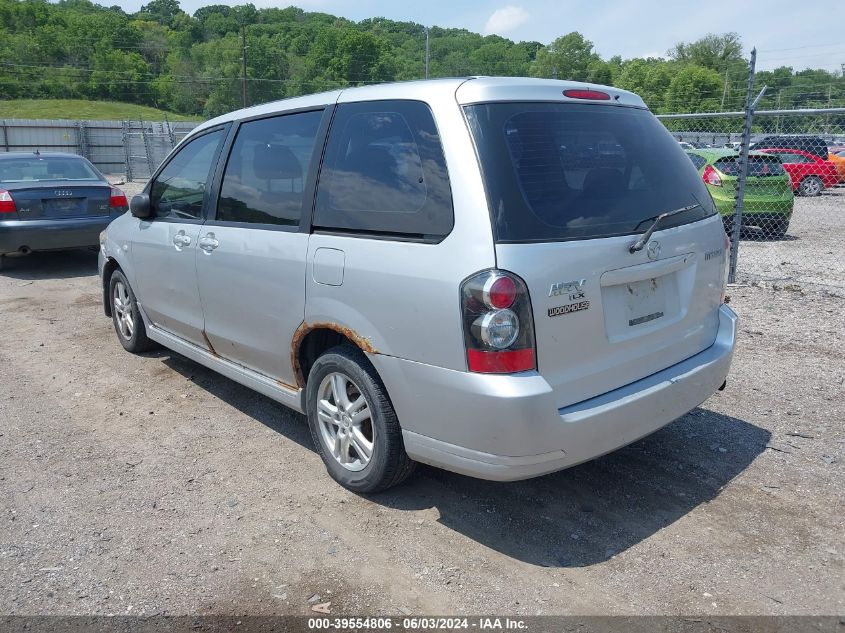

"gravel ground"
[0,196,842,616]
[736,187,845,288]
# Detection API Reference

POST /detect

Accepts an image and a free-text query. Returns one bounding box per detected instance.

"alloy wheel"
[112,280,135,340]
[316,372,375,472]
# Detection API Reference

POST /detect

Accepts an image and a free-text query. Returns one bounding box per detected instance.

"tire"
[798,176,823,197]
[772,217,790,238]
[108,269,156,353]
[306,344,415,493]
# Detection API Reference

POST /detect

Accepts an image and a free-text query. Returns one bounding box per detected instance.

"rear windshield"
[714,156,786,177]
[464,103,715,242]
[0,157,100,183]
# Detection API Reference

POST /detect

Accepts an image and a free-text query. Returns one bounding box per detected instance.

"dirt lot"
[0,197,843,616]
[737,187,845,288]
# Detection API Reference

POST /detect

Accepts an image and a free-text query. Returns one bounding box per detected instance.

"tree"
[1,0,841,118]
[616,58,674,111]
[664,65,723,113]
[529,32,600,81]
[668,32,743,74]
[137,0,182,27]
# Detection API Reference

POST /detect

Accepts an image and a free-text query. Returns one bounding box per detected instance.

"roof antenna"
[34,149,40,156]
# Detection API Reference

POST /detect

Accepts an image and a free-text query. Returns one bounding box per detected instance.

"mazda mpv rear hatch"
[462,88,727,408]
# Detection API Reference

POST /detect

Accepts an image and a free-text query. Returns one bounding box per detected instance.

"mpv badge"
[646,240,661,260]
[549,279,586,299]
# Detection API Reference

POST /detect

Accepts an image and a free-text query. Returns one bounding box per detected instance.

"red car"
[757,148,838,196]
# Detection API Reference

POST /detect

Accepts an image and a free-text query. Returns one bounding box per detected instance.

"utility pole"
[827,84,833,134]
[241,24,248,108]
[425,28,430,79]
[720,67,729,109]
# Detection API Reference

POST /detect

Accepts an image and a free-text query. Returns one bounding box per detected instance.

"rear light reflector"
[109,186,128,208]
[461,270,536,374]
[0,188,16,213]
[703,164,722,186]
[563,89,611,100]
[467,348,535,374]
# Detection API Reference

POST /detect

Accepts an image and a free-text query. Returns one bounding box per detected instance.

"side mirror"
[130,193,152,219]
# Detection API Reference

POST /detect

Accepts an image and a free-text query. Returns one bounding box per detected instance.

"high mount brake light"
[563,89,611,100]
[461,270,536,374]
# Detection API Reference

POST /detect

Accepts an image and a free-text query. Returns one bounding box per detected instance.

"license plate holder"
[624,278,666,327]
[43,198,83,215]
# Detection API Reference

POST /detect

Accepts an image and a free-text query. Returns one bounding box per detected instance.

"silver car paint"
[306,79,495,370]
[101,77,737,481]
[131,219,207,348]
[196,226,309,387]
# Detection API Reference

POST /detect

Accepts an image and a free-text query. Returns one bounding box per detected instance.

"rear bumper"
[721,212,792,228]
[372,305,737,481]
[0,217,112,255]
[712,198,793,219]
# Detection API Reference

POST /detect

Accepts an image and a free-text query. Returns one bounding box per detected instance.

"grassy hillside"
[0,99,199,122]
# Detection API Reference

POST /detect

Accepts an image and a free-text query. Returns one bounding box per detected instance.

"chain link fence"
[0,118,198,182]
[659,110,844,289]
[657,52,844,290]
[1,68,842,290]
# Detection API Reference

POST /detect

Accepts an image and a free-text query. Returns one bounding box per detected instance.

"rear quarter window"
[313,100,453,240]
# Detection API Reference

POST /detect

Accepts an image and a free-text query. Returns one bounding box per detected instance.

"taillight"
[461,270,536,374]
[0,188,16,213]
[703,165,722,187]
[109,186,128,208]
[563,89,611,100]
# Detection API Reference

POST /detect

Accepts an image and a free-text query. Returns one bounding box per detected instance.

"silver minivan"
[99,78,737,492]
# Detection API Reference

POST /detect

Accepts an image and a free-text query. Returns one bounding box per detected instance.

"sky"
[123,0,843,73]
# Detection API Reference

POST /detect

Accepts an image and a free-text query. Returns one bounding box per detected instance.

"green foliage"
[665,65,724,113]
[0,98,195,119]
[0,0,841,118]
[668,32,744,74]
[529,32,601,81]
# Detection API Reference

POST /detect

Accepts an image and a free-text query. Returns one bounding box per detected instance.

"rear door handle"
[198,233,219,253]
[172,231,191,249]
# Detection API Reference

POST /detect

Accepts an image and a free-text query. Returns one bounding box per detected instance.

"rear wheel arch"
[293,323,379,389]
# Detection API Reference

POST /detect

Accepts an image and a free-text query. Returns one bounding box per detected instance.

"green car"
[686,149,795,237]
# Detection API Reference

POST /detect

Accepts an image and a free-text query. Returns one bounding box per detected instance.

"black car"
[750,136,829,159]
[0,152,128,268]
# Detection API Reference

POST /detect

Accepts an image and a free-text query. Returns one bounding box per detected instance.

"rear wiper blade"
[628,203,701,253]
